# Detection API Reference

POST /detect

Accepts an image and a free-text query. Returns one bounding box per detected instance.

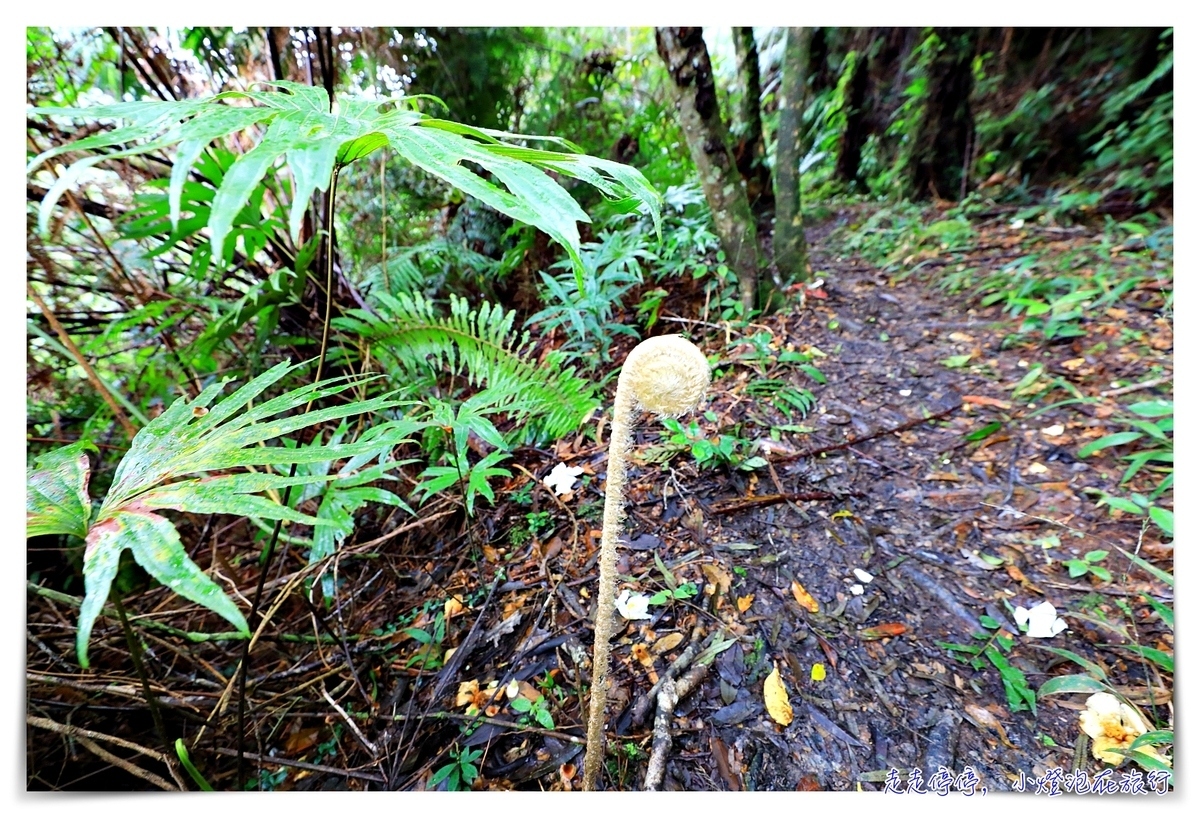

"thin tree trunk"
[836,31,871,185]
[656,27,765,312]
[773,27,811,284]
[908,28,975,200]
[732,27,772,209]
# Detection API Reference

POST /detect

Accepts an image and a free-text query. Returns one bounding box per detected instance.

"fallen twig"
[707,491,864,516]
[210,747,386,783]
[630,629,716,728]
[642,680,677,791]
[768,402,962,463]
[1098,376,1172,398]
[322,682,378,757]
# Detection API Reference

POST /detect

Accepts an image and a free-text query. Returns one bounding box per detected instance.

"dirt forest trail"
[631,205,1174,790]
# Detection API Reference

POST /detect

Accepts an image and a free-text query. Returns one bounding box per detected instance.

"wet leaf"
[962,395,1011,409]
[860,623,907,640]
[764,664,794,726]
[1037,674,1106,697]
[651,632,685,655]
[26,440,96,539]
[790,580,819,613]
[701,563,732,596]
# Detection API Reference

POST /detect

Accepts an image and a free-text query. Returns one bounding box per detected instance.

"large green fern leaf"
[27,81,660,291]
[335,292,598,444]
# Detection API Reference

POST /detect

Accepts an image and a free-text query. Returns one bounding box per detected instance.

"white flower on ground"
[1079,692,1169,767]
[543,462,584,497]
[1014,600,1068,638]
[615,589,651,620]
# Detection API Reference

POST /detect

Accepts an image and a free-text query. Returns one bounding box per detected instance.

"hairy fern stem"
[581,335,709,791]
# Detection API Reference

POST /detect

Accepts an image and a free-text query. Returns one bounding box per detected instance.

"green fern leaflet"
[336,291,599,444]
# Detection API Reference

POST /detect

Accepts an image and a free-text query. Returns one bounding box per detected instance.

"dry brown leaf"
[652,632,685,655]
[962,395,1012,409]
[791,580,820,613]
[964,702,1017,748]
[925,471,962,482]
[284,726,321,755]
[764,664,794,726]
[736,594,755,613]
[701,563,732,596]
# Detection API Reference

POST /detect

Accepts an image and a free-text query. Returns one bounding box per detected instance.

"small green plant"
[1079,400,1172,489]
[412,393,515,517]
[938,615,1037,714]
[659,417,765,471]
[699,253,750,324]
[525,511,554,538]
[1079,398,1172,538]
[401,610,447,671]
[527,228,649,366]
[511,481,535,507]
[429,747,482,791]
[510,693,556,730]
[245,766,288,791]
[1063,550,1112,582]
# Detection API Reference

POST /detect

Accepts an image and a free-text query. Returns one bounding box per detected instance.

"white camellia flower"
[542,462,584,497]
[615,589,652,620]
[1014,600,1068,638]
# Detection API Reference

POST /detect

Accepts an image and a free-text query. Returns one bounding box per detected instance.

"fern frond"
[335,292,598,443]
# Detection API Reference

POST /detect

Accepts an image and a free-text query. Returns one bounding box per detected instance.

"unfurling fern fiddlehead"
[581,335,710,791]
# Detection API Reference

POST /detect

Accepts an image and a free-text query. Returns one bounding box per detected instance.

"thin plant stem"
[111,593,184,789]
[236,164,341,787]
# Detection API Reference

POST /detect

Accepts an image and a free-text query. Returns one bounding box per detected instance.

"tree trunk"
[773,27,811,284]
[731,27,773,210]
[835,32,871,185]
[655,27,764,311]
[908,28,975,200]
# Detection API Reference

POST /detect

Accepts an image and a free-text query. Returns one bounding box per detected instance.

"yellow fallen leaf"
[811,663,826,682]
[455,680,479,708]
[791,580,819,613]
[764,664,793,726]
[736,594,755,613]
